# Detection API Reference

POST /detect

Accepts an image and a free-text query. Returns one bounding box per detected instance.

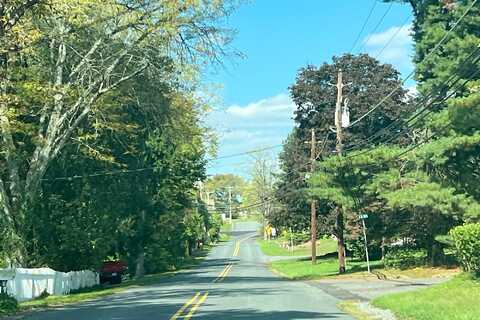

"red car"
[100,260,128,284]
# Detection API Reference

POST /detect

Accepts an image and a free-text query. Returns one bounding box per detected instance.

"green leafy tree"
[205,174,246,219]
[275,54,410,272]
[0,0,236,265]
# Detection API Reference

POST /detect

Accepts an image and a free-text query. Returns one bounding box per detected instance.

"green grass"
[257,238,338,257]
[220,222,233,241]
[372,273,480,320]
[271,256,384,280]
[234,214,262,222]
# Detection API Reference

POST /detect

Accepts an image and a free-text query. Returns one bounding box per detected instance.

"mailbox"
[0,279,8,294]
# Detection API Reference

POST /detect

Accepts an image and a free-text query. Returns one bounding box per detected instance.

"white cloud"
[226,94,295,118]
[362,24,414,70]
[364,25,412,47]
[205,93,296,175]
[207,93,295,133]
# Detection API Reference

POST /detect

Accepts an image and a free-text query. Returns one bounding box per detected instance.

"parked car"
[99,260,127,284]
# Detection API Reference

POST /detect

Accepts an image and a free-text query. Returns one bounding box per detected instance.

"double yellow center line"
[233,241,241,256]
[169,292,209,320]
[170,234,255,319]
[217,234,253,282]
[233,233,254,257]
[213,263,233,283]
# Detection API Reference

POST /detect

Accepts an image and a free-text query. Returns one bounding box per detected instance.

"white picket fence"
[0,267,99,302]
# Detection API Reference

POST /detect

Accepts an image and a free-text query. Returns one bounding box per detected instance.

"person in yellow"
[265,225,272,241]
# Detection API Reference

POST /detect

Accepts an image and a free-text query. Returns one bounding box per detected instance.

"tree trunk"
[135,247,145,279]
[381,236,386,262]
[185,240,190,257]
[428,240,444,267]
[135,210,146,278]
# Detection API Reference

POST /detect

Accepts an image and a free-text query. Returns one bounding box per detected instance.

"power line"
[349,0,378,53]
[347,0,479,128]
[356,2,394,54]
[208,144,283,161]
[343,47,480,155]
[345,72,479,161]
[374,14,412,60]
[343,48,480,156]
[40,144,284,181]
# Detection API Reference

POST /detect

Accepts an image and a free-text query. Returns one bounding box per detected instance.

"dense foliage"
[450,223,480,274]
[0,0,236,276]
[272,0,480,271]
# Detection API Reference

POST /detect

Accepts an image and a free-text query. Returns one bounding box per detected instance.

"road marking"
[184,292,209,320]
[233,241,240,256]
[233,233,256,257]
[169,292,201,320]
[219,264,233,281]
[213,263,233,283]
[214,233,257,284]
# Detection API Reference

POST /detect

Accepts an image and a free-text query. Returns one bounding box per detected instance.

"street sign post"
[359,214,371,273]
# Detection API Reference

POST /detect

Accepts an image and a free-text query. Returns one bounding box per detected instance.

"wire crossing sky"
[205,0,413,177]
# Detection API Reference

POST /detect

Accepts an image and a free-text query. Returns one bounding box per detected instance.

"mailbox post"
[0,279,8,294]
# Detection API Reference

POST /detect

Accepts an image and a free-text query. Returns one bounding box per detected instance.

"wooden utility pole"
[335,69,347,274]
[310,128,317,264]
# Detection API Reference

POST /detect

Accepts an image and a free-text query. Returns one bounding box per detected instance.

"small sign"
[359,214,368,219]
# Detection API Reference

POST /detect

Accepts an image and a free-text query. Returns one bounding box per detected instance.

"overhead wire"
[343,45,480,155]
[344,73,479,161]
[207,1,480,214]
[347,0,479,128]
[40,144,284,181]
[349,0,378,53]
[374,14,412,60]
[356,2,394,54]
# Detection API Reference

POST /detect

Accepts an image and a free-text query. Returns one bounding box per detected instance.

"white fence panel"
[0,267,99,302]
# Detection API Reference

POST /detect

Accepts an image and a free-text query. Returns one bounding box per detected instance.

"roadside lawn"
[220,222,233,241]
[258,238,337,257]
[372,273,480,320]
[0,243,216,317]
[270,256,384,280]
[270,253,458,281]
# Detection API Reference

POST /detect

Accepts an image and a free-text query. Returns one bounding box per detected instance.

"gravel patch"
[356,301,397,320]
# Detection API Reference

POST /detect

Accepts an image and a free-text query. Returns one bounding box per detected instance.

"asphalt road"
[18,222,353,320]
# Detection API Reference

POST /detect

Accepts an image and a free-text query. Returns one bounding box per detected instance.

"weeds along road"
[18,222,353,320]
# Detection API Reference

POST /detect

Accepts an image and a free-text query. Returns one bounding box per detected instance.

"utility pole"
[310,128,317,264]
[335,69,347,274]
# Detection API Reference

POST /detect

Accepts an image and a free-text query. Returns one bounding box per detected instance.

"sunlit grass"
[257,238,337,257]
[270,256,384,280]
[373,273,480,320]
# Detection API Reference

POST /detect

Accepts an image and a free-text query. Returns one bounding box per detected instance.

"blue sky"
[205,0,415,177]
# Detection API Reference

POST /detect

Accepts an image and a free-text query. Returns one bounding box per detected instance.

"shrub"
[0,293,18,316]
[346,239,383,261]
[450,223,480,274]
[279,230,310,246]
[384,247,427,269]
